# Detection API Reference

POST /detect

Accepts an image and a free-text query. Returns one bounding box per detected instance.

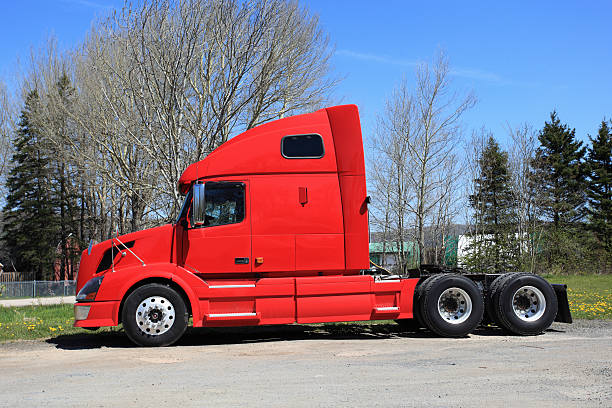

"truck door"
[183,180,251,275]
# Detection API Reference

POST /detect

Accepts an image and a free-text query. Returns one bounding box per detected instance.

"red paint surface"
[75,105,418,329]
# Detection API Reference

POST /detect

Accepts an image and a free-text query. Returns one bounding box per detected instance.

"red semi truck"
[74,104,572,346]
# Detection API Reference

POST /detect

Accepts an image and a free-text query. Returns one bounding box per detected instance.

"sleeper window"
[281,134,324,158]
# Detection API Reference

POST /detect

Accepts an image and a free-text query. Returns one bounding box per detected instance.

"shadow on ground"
[46,322,524,350]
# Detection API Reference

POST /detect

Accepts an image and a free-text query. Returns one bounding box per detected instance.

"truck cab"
[74,104,570,346]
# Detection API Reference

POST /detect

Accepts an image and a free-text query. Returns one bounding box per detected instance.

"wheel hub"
[437,287,472,325]
[149,309,162,322]
[441,297,459,313]
[512,286,546,321]
[136,296,175,336]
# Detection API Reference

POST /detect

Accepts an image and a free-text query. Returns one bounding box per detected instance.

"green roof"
[369,241,417,253]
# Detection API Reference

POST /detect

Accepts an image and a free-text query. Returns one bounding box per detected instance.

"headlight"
[76,276,104,301]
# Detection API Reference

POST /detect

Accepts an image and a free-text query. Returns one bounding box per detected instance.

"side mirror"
[191,183,206,227]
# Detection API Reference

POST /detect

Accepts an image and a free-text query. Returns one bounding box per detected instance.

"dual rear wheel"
[399,273,558,337]
[417,274,484,337]
[488,273,557,335]
[397,274,484,337]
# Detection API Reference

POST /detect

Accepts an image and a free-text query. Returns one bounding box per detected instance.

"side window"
[202,182,245,227]
[281,134,324,158]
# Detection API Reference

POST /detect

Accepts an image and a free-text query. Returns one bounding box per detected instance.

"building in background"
[369,236,460,271]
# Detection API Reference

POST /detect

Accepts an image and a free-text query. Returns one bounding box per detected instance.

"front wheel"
[122,283,188,347]
[419,274,484,337]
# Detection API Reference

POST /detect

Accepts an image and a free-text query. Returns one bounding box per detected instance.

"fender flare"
[96,264,202,325]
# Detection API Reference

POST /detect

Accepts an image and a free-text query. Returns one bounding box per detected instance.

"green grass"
[0,304,116,342]
[543,274,612,320]
[1,274,610,342]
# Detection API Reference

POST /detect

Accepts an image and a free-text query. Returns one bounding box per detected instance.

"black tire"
[122,283,189,347]
[419,274,484,337]
[486,273,519,325]
[413,277,434,327]
[491,274,557,336]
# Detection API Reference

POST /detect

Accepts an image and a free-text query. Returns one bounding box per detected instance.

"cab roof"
[178,104,365,194]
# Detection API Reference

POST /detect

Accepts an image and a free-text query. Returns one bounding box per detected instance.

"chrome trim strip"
[208,313,258,318]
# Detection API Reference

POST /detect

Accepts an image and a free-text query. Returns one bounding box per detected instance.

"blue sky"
[1,0,610,148]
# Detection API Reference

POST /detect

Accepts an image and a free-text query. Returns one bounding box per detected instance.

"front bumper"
[73,300,121,328]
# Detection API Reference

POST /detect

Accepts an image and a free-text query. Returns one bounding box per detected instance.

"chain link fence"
[0,280,76,299]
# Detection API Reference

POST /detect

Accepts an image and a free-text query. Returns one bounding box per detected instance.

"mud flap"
[552,284,572,323]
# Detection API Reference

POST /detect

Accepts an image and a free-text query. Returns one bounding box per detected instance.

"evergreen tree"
[586,120,612,253]
[2,91,58,279]
[532,111,587,227]
[530,112,589,273]
[50,73,81,279]
[467,136,517,273]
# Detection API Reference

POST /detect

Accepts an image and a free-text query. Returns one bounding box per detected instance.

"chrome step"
[374,306,400,312]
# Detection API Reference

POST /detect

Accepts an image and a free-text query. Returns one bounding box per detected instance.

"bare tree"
[507,123,542,272]
[19,0,338,239]
[409,52,475,265]
[368,138,406,270]
[427,152,462,265]
[370,52,475,270]
[73,0,337,221]
[0,81,15,199]
[370,80,415,271]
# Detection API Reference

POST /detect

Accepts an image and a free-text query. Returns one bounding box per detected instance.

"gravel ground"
[0,320,610,407]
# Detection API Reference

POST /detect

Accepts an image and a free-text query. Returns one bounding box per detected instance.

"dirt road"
[0,320,610,407]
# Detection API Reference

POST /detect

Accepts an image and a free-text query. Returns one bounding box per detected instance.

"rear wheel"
[491,274,557,335]
[486,273,517,325]
[122,283,189,347]
[419,274,484,337]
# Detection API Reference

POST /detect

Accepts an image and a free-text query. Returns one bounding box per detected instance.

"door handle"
[234,257,249,264]
[299,186,308,206]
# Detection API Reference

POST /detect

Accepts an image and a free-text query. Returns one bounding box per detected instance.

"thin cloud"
[337,48,532,85]
[336,49,417,68]
[449,67,502,83]
[59,0,112,9]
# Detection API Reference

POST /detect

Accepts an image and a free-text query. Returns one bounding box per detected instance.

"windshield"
[175,189,192,224]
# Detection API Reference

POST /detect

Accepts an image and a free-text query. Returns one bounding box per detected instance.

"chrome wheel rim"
[437,287,472,324]
[512,286,546,321]
[136,296,175,336]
